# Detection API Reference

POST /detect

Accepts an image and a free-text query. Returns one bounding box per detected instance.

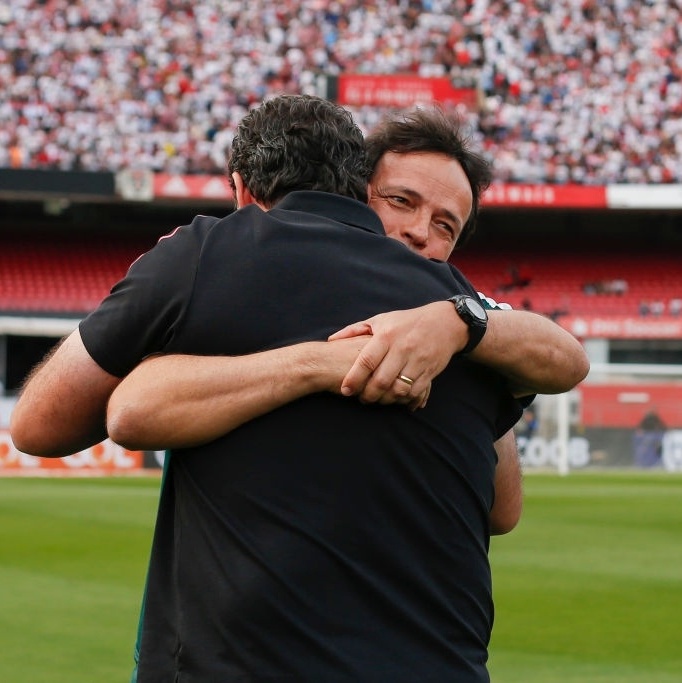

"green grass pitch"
[0,477,160,683]
[489,471,682,682]
[1,472,681,682]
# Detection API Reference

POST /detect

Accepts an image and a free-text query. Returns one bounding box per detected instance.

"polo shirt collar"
[275,191,386,236]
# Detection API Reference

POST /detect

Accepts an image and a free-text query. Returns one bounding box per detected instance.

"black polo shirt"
[81,191,522,682]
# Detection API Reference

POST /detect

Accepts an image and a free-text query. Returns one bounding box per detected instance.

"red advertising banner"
[335,74,478,109]
[580,384,682,428]
[561,315,682,340]
[482,184,608,208]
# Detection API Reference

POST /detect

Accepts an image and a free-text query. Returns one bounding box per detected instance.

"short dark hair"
[228,95,370,206]
[365,107,492,246]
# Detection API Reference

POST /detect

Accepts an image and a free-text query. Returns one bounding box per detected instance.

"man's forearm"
[106,338,367,450]
[490,430,523,535]
[471,309,589,397]
[10,330,120,457]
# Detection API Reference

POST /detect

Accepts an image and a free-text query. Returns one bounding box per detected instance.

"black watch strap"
[447,295,488,354]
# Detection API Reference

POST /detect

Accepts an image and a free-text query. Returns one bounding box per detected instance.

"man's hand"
[328,302,463,408]
[321,335,427,410]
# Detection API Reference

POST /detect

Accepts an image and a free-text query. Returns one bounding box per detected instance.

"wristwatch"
[447,294,488,354]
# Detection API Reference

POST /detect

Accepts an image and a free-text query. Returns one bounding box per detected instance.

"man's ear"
[232,172,258,209]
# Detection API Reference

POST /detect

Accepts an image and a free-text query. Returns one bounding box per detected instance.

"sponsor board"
[153,174,234,201]
[0,428,144,473]
[335,74,477,109]
[482,184,607,208]
[565,315,682,340]
[517,429,682,472]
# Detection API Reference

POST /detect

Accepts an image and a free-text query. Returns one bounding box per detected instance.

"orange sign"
[0,430,144,472]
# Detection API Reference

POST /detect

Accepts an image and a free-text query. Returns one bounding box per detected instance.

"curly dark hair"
[365,107,492,246]
[228,95,371,206]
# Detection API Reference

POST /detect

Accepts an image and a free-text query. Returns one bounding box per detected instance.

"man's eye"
[389,195,409,205]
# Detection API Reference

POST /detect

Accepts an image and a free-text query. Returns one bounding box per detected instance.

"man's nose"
[404,219,429,246]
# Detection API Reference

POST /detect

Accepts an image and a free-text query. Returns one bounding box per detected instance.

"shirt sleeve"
[495,394,526,437]
[477,291,512,310]
[79,216,216,377]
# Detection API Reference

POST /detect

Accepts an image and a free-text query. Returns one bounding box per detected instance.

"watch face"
[466,297,487,322]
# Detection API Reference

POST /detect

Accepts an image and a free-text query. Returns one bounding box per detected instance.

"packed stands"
[2,1,681,184]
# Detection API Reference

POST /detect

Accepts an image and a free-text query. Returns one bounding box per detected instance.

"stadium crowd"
[1,0,681,183]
